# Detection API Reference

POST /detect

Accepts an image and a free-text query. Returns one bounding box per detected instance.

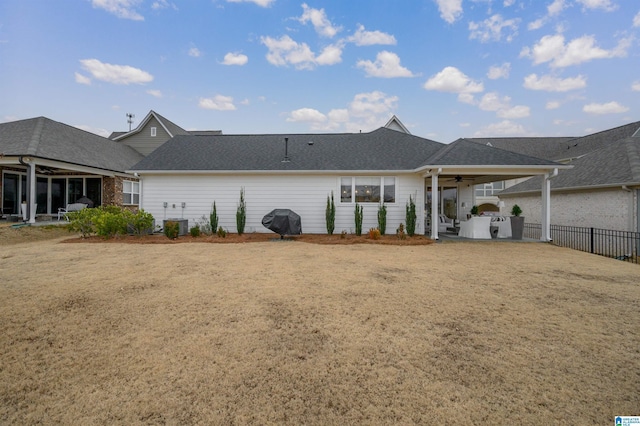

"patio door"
[36,177,48,214]
[51,178,66,214]
[2,173,19,214]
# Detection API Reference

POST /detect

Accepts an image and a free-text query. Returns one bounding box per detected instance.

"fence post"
[590,227,594,254]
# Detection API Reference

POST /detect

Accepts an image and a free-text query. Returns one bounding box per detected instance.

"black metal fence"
[524,223,639,264]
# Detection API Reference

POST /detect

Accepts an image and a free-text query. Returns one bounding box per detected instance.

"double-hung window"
[123,180,140,205]
[340,177,395,203]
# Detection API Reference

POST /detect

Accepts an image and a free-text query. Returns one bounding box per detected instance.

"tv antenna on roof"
[126,113,135,131]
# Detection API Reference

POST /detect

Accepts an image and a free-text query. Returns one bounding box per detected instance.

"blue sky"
[0,0,638,142]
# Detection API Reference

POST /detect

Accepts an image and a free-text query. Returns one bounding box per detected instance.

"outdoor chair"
[438,214,455,233]
[58,203,88,221]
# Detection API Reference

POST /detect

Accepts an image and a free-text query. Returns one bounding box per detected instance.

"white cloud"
[226,0,274,7]
[434,0,463,24]
[457,93,477,105]
[147,89,162,98]
[423,66,484,94]
[487,62,510,79]
[528,18,545,30]
[222,52,248,65]
[547,0,567,16]
[523,73,587,92]
[287,108,327,123]
[583,101,629,114]
[468,14,520,43]
[575,0,617,11]
[479,92,510,111]
[188,47,202,57]
[348,25,396,46]
[79,59,153,85]
[261,35,342,69]
[546,100,561,109]
[151,0,177,10]
[240,98,250,106]
[261,35,316,69]
[497,105,530,119]
[503,0,515,6]
[198,95,237,111]
[520,34,631,68]
[74,124,111,138]
[287,91,398,132]
[634,11,640,27]
[91,0,143,20]
[298,3,341,38]
[473,120,528,137]
[632,81,640,91]
[356,51,415,78]
[74,72,92,85]
[316,44,343,66]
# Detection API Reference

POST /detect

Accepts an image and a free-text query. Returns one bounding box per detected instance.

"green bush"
[326,191,335,235]
[67,207,100,238]
[125,209,155,236]
[68,206,156,239]
[164,221,180,239]
[354,203,363,236]
[236,188,246,235]
[210,201,219,234]
[406,195,417,237]
[94,210,128,238]
[511,204,523,216]
[216,226,227,238]
[190,225,201,237]
[377,203,387,235]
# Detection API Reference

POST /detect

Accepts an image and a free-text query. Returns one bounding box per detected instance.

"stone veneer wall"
[501,187,638,232]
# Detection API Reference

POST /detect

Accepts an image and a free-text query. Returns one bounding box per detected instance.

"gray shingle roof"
[131,127,563,172]
[466,137,576,161]
[131,128,445,171]
[501,135,640,194]
[561,121,640,160]
[109,111,221,140]
[426,138,562,166]
[0,117,144,172]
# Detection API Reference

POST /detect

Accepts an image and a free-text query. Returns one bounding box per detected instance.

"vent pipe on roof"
[282,137,290,163]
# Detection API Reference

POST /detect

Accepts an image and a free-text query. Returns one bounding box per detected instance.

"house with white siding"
[130,123,568,240]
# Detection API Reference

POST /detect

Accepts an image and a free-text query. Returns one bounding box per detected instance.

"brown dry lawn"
[1,227,639,424]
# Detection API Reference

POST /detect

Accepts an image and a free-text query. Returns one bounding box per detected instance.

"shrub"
[377,203,387,235]
[210,201,218,233]
[164,221,180,239]
[471,205,479,215]
[216,226,227,238]
[125,209,155,236]
[190,225,201,237]
[511,204,523,216]
[196,215,212,235]
[236,188,246,235]
[340,230,347,239]
[67,207,100,238]
[354,203,363,236]
[368,227,381,240]
[94,209,128,238]
[326,191,335,235]
[406,195,417,237]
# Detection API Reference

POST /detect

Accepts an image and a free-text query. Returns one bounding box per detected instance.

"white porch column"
[430,173,440,240]
[28,161,37,224]
[540,168,557,241]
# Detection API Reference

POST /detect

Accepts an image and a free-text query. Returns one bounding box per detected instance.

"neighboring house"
[110,110,221,156]
[497,122,640,232]
[130,126,567,240]
[0,117,143,223]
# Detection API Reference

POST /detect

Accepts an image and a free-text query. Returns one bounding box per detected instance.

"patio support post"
[28,160,36,224]
[430,171,440,240]
[540,168,557,242]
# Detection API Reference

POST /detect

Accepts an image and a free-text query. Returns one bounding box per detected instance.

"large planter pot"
[510,216,525,240]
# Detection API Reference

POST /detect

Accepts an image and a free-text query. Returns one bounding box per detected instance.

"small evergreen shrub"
[471,205,479,215]
[326,191,336,235]
[368,227,381,240]
[511,204,523,216]
[354,203,363,236]
[340,230,347,239]
[236,188,246,235]
[210,201,219,233]
[406,195,417,237]
[396,223,406,240]
[216,226,227,238]
[125,209,155,236]
[94,210,128,238]
[164,221,180,239]
[67,207,100,238]
[190,225,201,237]
[196,215,212,235]
[377,203,387,235]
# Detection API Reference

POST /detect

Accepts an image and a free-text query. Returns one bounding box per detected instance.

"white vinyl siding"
[140,173,424,234]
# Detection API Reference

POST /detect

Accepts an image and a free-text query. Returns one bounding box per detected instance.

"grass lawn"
[1,232,638,424]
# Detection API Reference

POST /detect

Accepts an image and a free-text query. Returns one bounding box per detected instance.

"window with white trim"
[340,177,395,203]
[150,127,157,137]
[475,181,504,197]
[123,180,140,205]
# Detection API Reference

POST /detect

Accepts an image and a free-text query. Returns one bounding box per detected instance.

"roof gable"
[0,117,143,172]
[111,110,190,141]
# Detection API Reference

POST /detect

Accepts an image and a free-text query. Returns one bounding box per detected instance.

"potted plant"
[470,205,479,216]
[510,204,524,240]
